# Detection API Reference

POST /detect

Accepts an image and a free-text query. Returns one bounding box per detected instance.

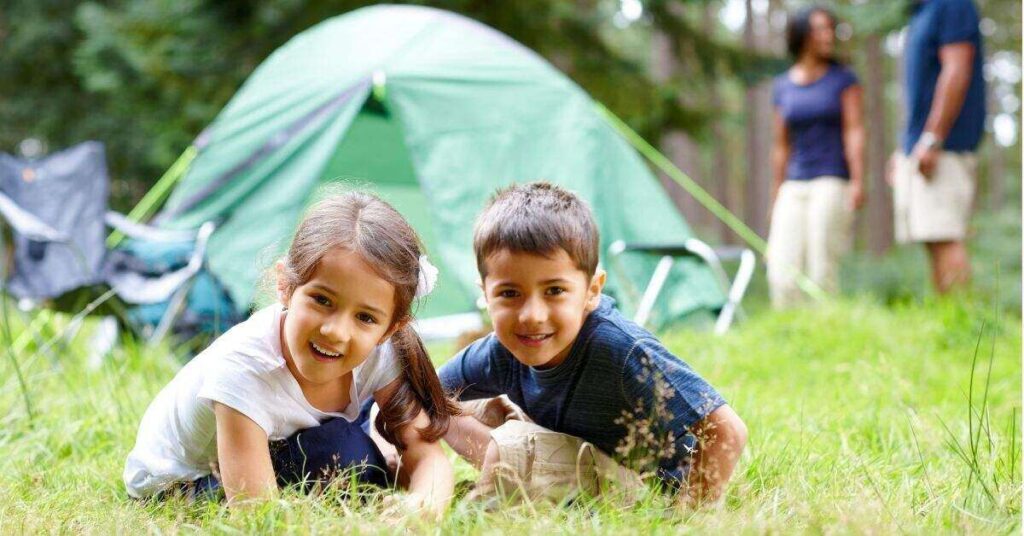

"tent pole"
[595,103,826,301]
[106,145,198,248]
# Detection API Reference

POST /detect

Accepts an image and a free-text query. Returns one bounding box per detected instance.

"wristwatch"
[917,131,943,151]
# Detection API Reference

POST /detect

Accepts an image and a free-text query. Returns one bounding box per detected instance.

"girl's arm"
[683,404,748,507]
[393,409,455,518]
[841,84,866,210]
[374,381,454,519]
[213,402,277,505]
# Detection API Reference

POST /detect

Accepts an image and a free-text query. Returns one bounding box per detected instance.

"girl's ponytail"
[375,325,460,450]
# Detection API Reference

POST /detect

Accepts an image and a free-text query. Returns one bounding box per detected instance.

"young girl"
[124,192,459,516]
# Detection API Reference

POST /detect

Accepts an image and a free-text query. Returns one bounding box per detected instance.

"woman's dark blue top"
[773,64,858,180]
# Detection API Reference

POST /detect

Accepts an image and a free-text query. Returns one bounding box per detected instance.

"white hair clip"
[415,255,439,299]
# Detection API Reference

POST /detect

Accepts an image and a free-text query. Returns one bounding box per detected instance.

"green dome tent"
[154,4,723,331]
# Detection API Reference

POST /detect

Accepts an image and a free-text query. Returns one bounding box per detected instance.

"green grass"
[0,294,1019,534]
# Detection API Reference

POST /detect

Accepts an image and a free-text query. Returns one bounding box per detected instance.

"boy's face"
[481,248,605,370]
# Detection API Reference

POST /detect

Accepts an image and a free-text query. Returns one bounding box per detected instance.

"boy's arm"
[437,337,516,465]
[443,411,497,468]
[213,402,277,505]
[437,337,503,398]
[620,339,746,507]
[683,404,747,507]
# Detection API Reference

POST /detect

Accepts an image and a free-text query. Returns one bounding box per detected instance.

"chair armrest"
[104,211,202,243]
[0,191,67,242]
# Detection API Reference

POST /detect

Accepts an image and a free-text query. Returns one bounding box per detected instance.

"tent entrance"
[318,99,477,319]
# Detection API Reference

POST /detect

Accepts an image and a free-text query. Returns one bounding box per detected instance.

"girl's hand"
[392,410,455,519]
[380,491,432,524]
[373,383,455,519]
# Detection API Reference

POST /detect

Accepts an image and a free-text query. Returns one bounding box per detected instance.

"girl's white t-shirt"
[123,303,402,498]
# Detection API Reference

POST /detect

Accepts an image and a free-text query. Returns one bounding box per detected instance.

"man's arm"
[915,42,976,177]
[684,404,748,507]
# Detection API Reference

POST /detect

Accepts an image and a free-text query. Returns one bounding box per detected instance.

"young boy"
[438,182,747,506]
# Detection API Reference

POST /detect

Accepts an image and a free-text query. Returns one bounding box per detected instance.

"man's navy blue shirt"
[903,0,986,154]
[773,64,859,180]
[438,295,726,481]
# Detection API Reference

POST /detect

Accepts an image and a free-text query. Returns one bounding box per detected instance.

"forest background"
[1,0,1021,307]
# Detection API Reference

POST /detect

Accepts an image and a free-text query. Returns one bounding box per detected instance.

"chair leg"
[87,316,119,369]
[149,279,195,345]
[714,249,756,335]
[634,256,675,328]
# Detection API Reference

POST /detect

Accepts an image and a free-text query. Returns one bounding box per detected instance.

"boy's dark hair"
[473,181,600,278]
[785,5,838,60]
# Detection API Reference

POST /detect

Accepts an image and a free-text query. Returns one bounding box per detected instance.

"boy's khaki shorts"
[892,151,976,244]
[462,397,644,504]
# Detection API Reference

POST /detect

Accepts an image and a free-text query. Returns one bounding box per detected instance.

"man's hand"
[913,144,941,179]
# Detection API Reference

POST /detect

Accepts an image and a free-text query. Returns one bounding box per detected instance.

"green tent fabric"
[158,4,724,326]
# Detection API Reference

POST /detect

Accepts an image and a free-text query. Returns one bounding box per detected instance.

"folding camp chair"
[0,142,235,348]
[607,239,756,334]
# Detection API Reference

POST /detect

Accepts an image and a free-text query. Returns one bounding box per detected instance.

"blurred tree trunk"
[652,31,707,228]
[985,78,1006,210]
[863,34,894,255]
[743,0,772,239]
[705,3,734,244]
[986,144,1006,210]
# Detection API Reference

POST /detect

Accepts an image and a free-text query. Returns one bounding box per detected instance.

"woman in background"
[768,6,865,308]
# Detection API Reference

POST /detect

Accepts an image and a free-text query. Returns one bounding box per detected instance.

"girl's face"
[805,11,836,60]
[278,248,397,394]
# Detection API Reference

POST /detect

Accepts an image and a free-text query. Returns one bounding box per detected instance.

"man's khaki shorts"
[462,397,644,504]
[892,151,976,244]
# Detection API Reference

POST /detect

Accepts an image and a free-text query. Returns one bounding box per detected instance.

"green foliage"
[834,0,911,36]
[0,0,770,208]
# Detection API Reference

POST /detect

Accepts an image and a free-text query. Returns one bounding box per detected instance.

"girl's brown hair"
[277,191,459,449]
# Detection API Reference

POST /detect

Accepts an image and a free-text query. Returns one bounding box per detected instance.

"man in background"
[891,0,986,293]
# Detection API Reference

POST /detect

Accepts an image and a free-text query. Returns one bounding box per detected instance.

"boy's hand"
[464,395,528,428]
[684,405,747,508]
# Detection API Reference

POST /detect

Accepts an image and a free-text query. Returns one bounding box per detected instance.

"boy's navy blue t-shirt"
[437,295,726,482]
